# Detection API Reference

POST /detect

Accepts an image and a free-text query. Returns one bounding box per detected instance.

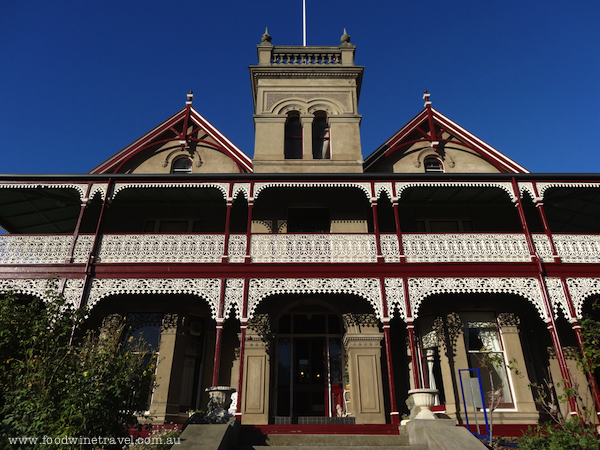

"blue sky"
[1,0,599,174]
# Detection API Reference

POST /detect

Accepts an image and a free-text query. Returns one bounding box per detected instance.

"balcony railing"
[0,232,598,265]
[0,234,93,264]
[96,234,225,263]
[552,234,600,263]
[402,233,533,263]
[249,234,377,263]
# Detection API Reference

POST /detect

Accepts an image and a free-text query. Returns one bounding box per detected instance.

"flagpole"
[303,0,306,46]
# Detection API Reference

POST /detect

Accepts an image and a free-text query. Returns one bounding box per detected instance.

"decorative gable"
[89,92,252,174]
[364,92,528,174]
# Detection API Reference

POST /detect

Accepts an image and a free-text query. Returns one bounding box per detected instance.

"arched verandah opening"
[241,290,392,425]
[412,292,548,425]
[85,291,217,425]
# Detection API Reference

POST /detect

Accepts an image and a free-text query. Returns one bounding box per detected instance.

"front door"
[275,312,344,419]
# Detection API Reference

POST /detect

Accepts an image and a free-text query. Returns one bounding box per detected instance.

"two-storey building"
[1,30,599,430]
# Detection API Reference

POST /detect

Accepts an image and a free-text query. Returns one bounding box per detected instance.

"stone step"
[235,446,427,450]
[235,433,428,449]
[240,434,411,447]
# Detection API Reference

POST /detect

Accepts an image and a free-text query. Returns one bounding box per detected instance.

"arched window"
[284,112,302,159]
[424,156,444,173]
[171,157,192,174]
[312,112,330,159]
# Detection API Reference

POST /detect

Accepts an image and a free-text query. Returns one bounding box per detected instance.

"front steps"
[234,425,427,450]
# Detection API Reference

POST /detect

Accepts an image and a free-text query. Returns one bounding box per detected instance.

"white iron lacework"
[224,278,245,320]
[384,278,406,320]
[402,233,532,263]
[96,234,224,263]
[566,278,600,319]
[532,234,554,262]
[536,182,600,200]
[0,235,92,264]
[380,234,401,262]
[73,235,94,263]
[247,278,383,320]
[0,278,83,308]
[407,277,547,320]
[551,235,600,263]
[232,183,251,201]
[87,278,221,319]
[249,234,377,263]
[545,278,571,320]
[394,181,517,202]
[252,182,372,201]
[111,182,229,201]
[517,182,539,203]
[374,182,394,201]
[89,183,108,201]
[227,234,247,263]
[0,182,88,202]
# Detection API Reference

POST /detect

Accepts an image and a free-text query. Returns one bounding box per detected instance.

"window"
[288,208,330,232]
[284,112,302,159]
[179,316,206,411]
[171,157,192,173]
[126,313,163,411]
[144,219,202,232]
[312,113,330,159]
[415,219,474,232]
[424,156,444,173]
[462,312,513,407]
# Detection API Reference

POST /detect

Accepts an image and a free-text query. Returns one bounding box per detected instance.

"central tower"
[250,29,364,173]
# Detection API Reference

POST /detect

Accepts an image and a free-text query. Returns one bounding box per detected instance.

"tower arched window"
[312,112,330,159]
[284,112,302,159]
[424,156,444,173]
[171,157,193,173]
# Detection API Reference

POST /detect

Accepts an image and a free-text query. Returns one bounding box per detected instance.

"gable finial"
[423,90,432,108]
[186,90,194,105]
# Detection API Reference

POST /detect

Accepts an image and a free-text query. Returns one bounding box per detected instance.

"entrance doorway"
[275,310,344,419]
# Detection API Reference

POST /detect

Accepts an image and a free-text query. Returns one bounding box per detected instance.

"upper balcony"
[1,177,600,267]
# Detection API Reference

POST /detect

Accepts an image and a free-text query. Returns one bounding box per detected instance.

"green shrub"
[517,418,600,450]
[0,280,156,449]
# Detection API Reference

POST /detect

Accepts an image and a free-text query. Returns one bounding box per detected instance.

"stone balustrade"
[0,232,598,265]
[271,48,342,65]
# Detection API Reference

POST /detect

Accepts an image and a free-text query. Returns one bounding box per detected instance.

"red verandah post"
[379,277,399,423]
[512,178,579,415]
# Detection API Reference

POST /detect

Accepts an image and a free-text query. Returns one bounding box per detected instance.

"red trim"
[8,256,600,280]
[89,107,252,175]
[371,182,383,264]
[241,424,400,435]
[365,107,529,173]
[539,275,579,414]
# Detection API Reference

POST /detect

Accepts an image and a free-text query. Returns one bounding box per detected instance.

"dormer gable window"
[424,156,444,173]
[171,157,192,174]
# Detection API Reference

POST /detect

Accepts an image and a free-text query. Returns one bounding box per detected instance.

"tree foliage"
[0,280,156,449]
